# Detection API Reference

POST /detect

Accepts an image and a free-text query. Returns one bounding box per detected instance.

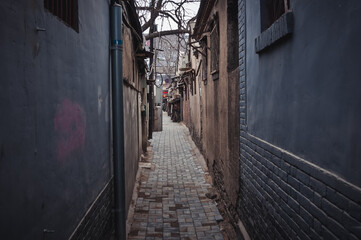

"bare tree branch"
[135,0,199,76]
[141,0,163,32]
[145,29,190,40]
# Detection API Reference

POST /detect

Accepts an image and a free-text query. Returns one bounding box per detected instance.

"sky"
[138,0,200,32]
[155,1,200,31]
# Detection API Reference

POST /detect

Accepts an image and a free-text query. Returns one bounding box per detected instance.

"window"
[261,0,290,31]
[200,37,208,84]
[210,15,219,80]
[44,0,79,32]
[255,0,293,53]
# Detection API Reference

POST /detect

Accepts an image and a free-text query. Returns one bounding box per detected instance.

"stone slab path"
[128,113,224,240]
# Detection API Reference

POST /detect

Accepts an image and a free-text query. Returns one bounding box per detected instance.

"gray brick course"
[69,180,114,240]
[239,125,361,239]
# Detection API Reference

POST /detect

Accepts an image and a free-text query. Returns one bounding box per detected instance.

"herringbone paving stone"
[128,114,224,240]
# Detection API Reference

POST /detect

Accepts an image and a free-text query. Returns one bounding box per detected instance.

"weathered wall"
[191,0,240,218]
[189,51,203,148]
[200,1,227,174]
[181,23,203,148]
[0,1,112,239]
[226,0,240,209]
[226,68,240,207]
[183,95,191,127]
[206,0,240,213]
[123,82,141,215]
[238,0,361,239]
[122,25,143,215]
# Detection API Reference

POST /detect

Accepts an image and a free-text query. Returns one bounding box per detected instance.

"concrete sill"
[202,78,208,85]
[211,70,219,81]
[255,11,294,53]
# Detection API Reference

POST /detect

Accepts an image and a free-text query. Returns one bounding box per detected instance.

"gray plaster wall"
[246,0,361,186]
[0,1,111,239]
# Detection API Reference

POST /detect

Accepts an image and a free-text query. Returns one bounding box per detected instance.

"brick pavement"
[128,114,224,240]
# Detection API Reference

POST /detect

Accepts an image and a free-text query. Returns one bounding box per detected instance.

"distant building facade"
[0,0,148,239]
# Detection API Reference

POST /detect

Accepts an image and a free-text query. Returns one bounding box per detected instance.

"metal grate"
[44,0,79,32]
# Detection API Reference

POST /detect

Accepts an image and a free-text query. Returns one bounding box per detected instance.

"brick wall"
[238,0,246,133]
[69,179,114,240]
[237,0,361,239]
[239,133,361,239]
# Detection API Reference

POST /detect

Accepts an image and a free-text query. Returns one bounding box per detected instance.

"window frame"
[44,0,79,32]
[261,0,290,32]
[200,36,208,85]
[209,14,219,81]
[255,0,293,53]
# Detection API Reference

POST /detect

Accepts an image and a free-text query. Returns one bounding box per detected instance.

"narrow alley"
[1,0,361,239]
[128,113,224,240]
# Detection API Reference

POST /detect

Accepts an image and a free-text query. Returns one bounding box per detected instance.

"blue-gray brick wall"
[237,0,361,239]
[69,179,114,240]
[238,134,361,239]
[238,0,246,131]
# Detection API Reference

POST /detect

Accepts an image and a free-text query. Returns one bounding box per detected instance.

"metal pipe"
[110,4,126,240]
[148,23,154,139]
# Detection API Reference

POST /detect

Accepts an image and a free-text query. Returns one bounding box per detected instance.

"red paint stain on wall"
[54,99,86,161]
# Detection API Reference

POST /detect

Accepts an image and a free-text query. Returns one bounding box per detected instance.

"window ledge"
[211,70,219,81]
[255,11,294,53]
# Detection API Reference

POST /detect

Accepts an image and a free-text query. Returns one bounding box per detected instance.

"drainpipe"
[110,3,126,240]
[148,23,154,139]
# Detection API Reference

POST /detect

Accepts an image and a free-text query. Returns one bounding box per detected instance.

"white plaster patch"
[98,86,103,116]
[104,93,109,122]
